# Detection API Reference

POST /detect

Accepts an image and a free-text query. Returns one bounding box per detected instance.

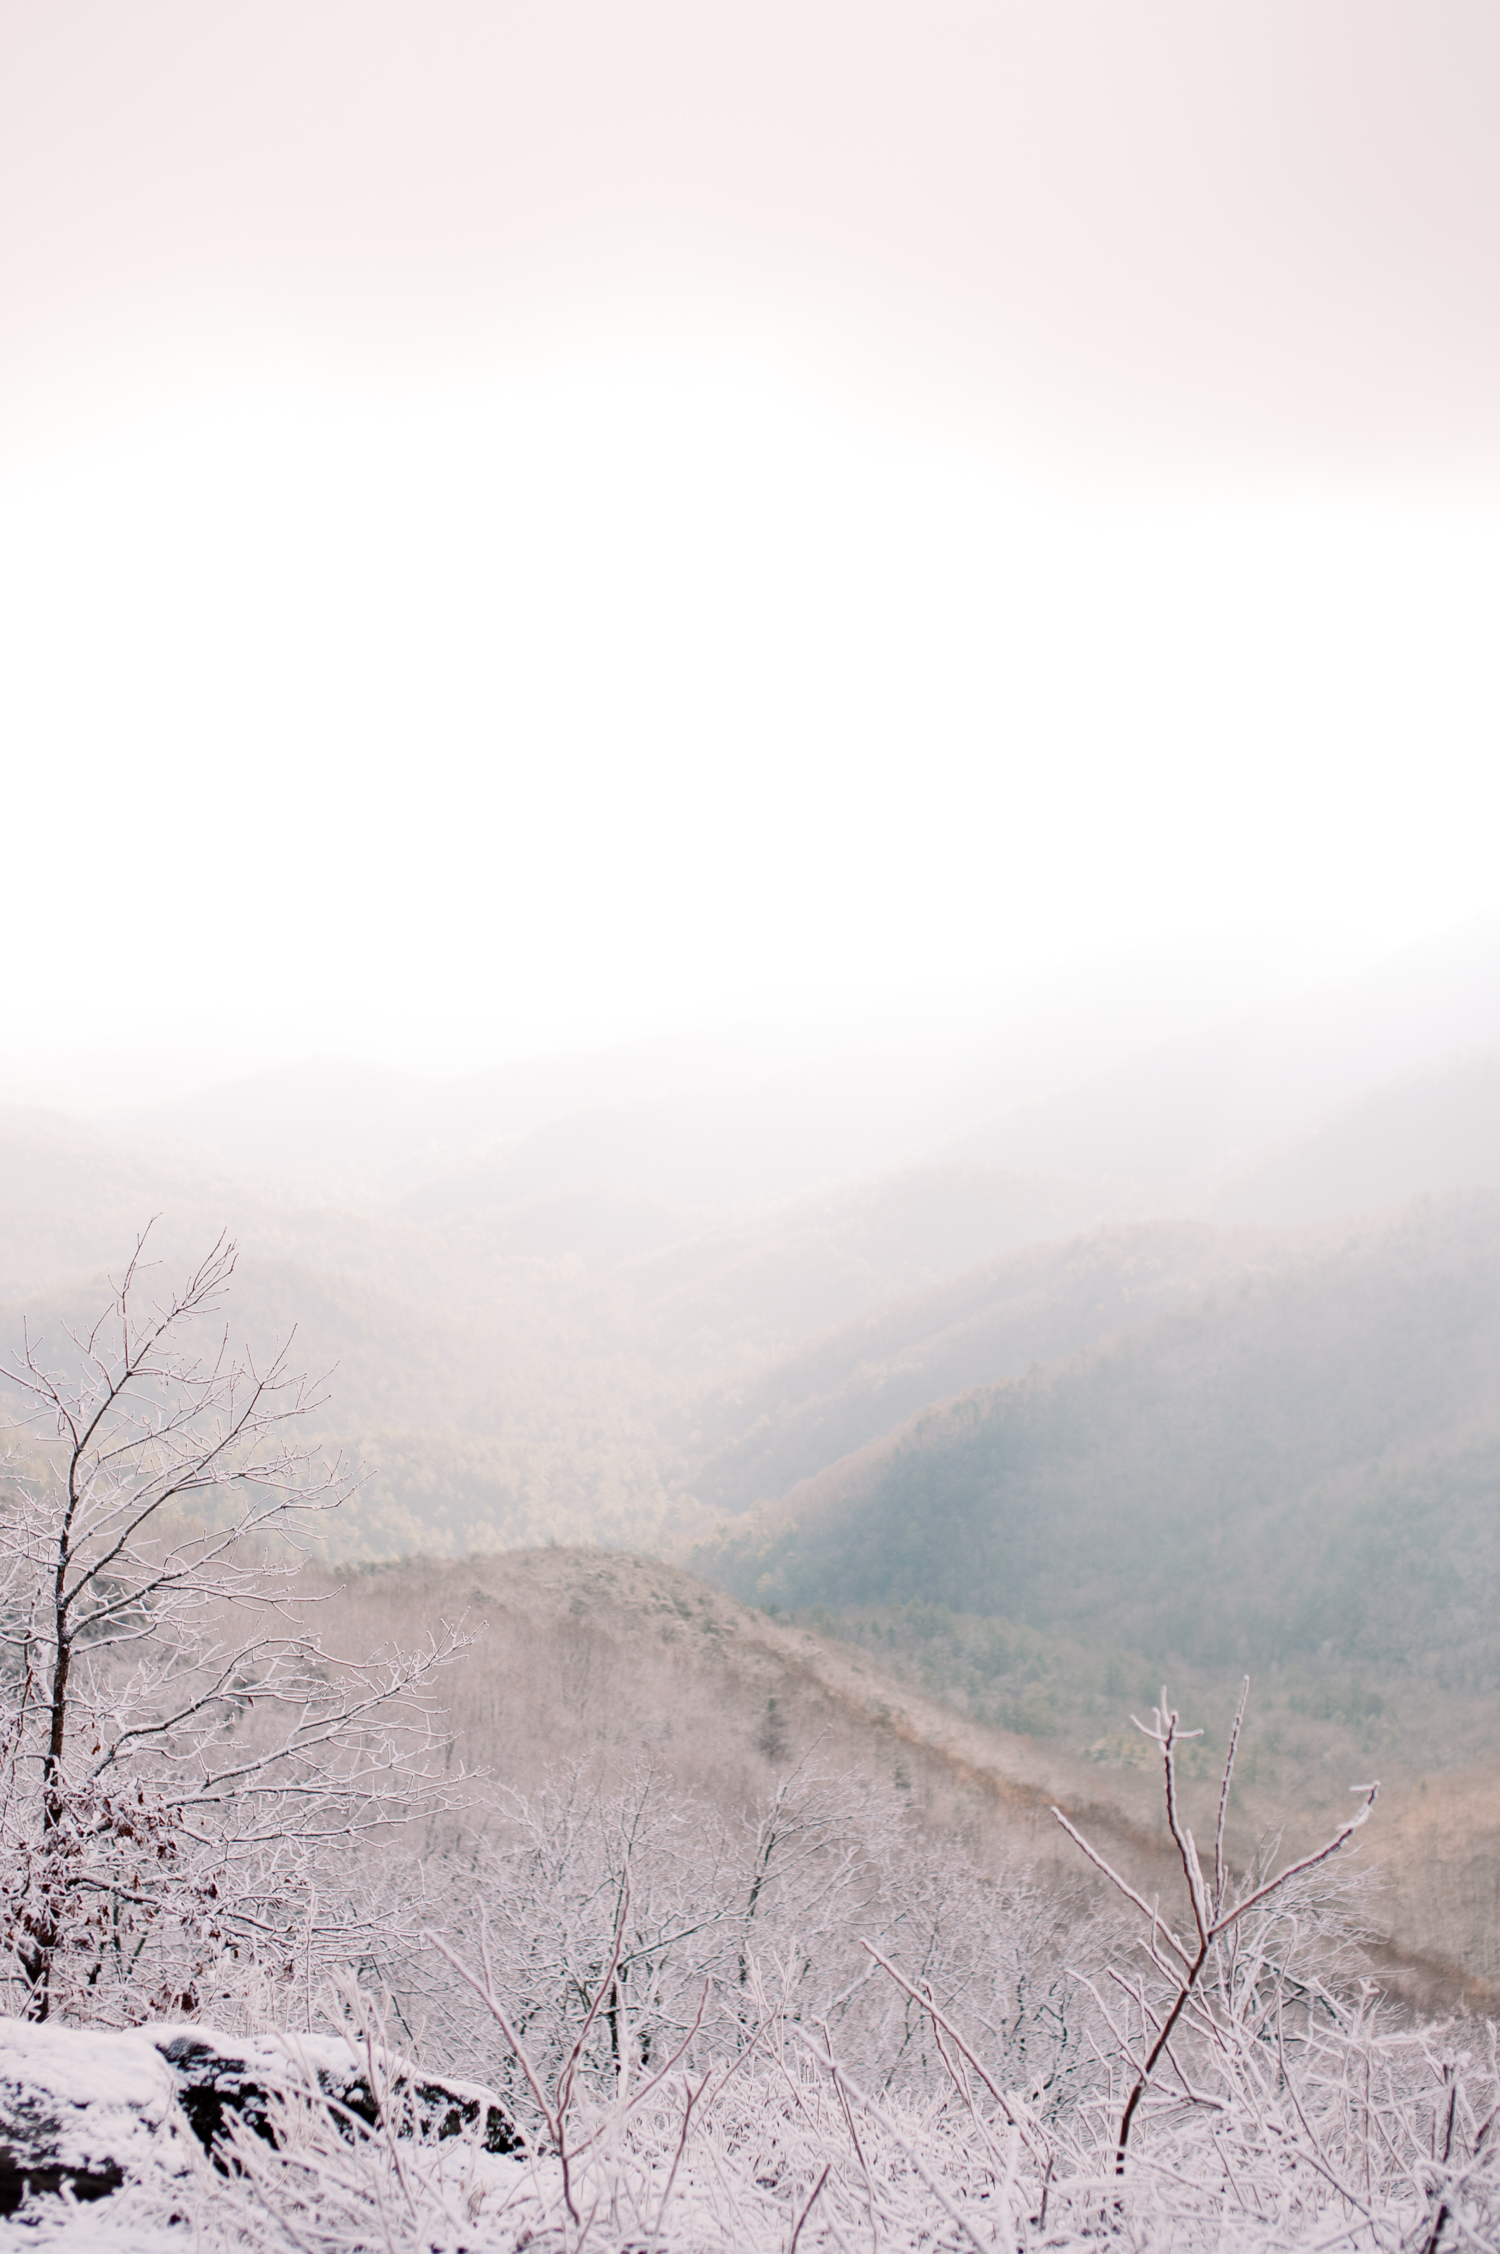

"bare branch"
[1213,1676,1250,1916]
[1049,1807,1194,1971]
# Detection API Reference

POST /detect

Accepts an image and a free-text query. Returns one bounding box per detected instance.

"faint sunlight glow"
[4,334,1498,1070]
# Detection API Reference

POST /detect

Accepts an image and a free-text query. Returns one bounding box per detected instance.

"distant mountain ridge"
[679,1217,1293,1515]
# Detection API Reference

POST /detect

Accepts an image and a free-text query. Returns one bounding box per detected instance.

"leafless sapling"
[0,1229,471,2023]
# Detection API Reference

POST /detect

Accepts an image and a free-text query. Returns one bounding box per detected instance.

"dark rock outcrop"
[0,2017,519,2216]
[155,2028,520,2162]
[0,2019,184,2215]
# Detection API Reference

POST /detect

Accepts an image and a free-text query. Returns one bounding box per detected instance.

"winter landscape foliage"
[1,1243,1498,2251]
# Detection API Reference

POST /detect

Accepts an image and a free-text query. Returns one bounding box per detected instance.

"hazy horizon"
[5,2,1500,1085]
[3,917,1482,1116]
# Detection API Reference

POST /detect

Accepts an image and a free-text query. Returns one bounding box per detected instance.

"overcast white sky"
[3,2,1498,1085]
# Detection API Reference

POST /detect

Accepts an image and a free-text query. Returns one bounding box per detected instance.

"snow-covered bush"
[386,1757,1105,2132]
[114,1993,1500,2254]
[184,1692,1495,2253]
[2,1674,1499,2251]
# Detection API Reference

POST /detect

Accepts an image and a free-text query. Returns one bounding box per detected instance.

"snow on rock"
[0,2015,519,2246]
[0,2019,189,2214]
[146,2023,519,2159]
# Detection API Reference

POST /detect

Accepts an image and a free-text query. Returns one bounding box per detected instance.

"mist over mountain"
[3,928,1498,1707]
[923,924,1500,1194]
[7,927,1500,1561]
[91,924,1498,1210]
[1205,1048,1500,1223]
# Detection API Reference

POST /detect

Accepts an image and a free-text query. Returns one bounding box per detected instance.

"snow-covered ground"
[3,2012,1498,2254]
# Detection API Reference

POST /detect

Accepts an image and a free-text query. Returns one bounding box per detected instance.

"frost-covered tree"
[0,1231,468,2024]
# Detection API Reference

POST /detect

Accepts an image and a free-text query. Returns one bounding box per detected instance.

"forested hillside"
[326,1546,1500,2009]
[698,1192,1500,1680]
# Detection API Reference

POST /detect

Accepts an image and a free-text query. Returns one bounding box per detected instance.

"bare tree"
[0,1229,470,2024]
[1051,1679,1378,2172]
